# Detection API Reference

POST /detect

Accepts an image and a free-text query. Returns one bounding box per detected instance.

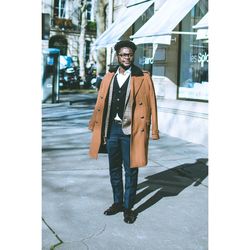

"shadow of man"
[134,158,208,214]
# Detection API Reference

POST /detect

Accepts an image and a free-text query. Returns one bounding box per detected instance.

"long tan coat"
[88,65,159,168]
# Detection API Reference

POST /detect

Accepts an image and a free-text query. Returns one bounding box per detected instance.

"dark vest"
[109,75,129,123]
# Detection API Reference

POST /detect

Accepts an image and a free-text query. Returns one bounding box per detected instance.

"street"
[42,93,208,250]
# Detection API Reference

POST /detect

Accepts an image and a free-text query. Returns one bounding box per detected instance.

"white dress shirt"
[113,67,131,121]
[115,67,131,88]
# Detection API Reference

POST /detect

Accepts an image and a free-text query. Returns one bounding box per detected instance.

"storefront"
[178,7,208,101]
[92,0,209,145]
[131,0,208,102]
[131,0,208,145]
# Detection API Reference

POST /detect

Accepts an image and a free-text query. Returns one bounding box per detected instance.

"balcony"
[51,17,81,33]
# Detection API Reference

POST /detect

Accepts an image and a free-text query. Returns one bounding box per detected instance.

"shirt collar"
[115,67,131,76]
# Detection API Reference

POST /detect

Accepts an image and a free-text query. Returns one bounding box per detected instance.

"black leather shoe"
[123,208,137,224]
[104,203,124,215]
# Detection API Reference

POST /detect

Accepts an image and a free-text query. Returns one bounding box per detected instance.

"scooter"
[84,67,97,89]
[59,66,80,89]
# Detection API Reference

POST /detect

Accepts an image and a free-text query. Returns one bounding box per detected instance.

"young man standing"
[89,40,159,224]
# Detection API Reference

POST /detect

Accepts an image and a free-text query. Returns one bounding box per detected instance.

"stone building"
[42,0,97,79]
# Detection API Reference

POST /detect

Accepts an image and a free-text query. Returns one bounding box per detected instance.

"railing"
[51,17,81,33]
[50,18,96,34]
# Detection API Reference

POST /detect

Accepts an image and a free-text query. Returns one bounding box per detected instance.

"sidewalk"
[42,94,208,250]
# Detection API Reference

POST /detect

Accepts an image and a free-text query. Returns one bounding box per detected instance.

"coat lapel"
[130,64,144,99]
[131,75,144,99]
[101,72,115,99]
[107,64,144,100]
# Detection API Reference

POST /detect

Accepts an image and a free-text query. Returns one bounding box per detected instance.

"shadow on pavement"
[134,158,208,214]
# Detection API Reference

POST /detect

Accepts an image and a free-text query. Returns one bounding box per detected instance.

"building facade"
[93,0,208,146]
[42,0,97,78]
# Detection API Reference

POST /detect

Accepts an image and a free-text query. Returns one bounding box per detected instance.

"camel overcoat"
[88,65,159,168]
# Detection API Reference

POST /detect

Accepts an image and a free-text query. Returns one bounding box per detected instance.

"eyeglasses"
[118,53,134,58]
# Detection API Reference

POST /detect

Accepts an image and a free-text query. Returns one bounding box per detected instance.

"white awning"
[92,0,154,49]
[193,13,208,40]
[130,0,200,45]
[127,0,150,7]
[193,13,208,29]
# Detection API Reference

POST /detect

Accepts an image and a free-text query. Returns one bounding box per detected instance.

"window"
[86,0,92,21]
[178,0,208,101]
[54,0,66,18]
[152,45,168,78]
[85,40,91,62]
[53,0,81,31]
[132,3,154,74]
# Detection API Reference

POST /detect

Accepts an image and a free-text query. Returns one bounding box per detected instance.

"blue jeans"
[106,123,138,209]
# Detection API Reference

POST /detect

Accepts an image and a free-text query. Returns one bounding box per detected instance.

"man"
[88,40,159,224]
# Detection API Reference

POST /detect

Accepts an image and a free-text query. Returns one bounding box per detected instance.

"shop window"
[134,43,154,74]
[154,48,166,61]
[152,45,169,78]
[133,3,154,74]
[153,65,165,76]
[178,0,208,101]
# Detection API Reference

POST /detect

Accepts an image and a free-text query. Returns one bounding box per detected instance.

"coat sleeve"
[88,76,106,131]
[88,109,97,131]
[145,73,160,140]
[88,99,98,131]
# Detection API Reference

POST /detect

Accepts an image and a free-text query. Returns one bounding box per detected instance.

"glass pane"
[178,0,208,101]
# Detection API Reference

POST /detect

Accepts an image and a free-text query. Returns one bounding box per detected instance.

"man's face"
[117,47,134,69]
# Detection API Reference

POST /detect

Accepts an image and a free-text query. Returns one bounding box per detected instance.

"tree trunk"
[95,0,108,74]
[79,1,86,80]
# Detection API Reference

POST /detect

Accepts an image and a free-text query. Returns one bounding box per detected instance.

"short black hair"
[114,40,137,53]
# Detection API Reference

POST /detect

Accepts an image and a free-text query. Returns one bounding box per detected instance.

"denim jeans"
[106,122,138,209]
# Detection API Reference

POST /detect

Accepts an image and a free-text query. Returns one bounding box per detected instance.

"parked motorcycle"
[59,55,81,89]
[84,62,97,89]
